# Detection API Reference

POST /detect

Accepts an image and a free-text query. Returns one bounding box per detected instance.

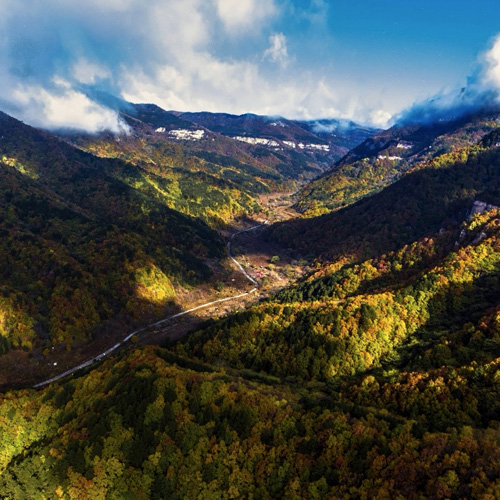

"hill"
[2,343,500,499]
[296,110,500,215]
[178,111,375,167]
[4,107,500,498]
[0,111,222,358]
[65,99,376,228]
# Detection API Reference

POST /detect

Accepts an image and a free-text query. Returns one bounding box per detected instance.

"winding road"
[33,222,267,389]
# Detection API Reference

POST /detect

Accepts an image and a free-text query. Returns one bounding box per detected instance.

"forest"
[2,105,500,498]
[1,345,500,499]
[0,111,223,355]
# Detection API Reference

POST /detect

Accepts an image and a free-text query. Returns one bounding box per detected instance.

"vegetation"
[2,345,500,499]
[178,208,500,381]
[4,108,500,498]
[0,112,222,353]
[270,137,500,261]
[296,114,500,215]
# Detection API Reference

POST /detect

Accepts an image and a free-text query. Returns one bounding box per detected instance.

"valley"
[4,5,500,498]
[3,104,500,499]
[0,189,305,390]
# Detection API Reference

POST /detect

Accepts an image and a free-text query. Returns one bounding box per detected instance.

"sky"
[0,0,500,133]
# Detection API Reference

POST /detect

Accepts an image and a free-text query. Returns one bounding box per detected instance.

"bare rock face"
[468,200,499,219]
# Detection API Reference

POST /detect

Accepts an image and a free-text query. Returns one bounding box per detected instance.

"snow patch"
[378,155,403,161]
[155,127,166,133]
[269,121,287,127]
[168,129,205,141]
[233,136,280,147]
[301,143,330,152]
[283,140,330,152]
[234,136,330,152]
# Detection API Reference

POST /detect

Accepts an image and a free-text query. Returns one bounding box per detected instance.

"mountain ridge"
[296,108,500,215]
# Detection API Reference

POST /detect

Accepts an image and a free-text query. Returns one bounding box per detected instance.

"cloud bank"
[2,2,499,132]
[0,0,398,132]
[397,34,500,125]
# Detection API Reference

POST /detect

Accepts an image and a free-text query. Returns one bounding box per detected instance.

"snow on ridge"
[233,136,280,147]
[283,140,330,152]
[301,143,330,152]
[233,136,330,152]
[167,129,205,141]
[378,155,403,161]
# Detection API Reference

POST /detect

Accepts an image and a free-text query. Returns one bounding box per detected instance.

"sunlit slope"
[177,132,500,382]
[0,111,222,353]
[297,111,500,215]
[2,344,500,499]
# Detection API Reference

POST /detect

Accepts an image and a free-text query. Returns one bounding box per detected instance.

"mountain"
[179,111,376,167]
[0,110,223,362]
[0,100,371,370]
[4,104,500,498]
[165,129,500,495]
[66,96,377,219]
[65,105,318,227]
[296,109,500,215]
[2,340,500,499]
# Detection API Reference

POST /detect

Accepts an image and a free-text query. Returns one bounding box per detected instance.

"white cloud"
[263,33,289,68]
[72,58,111,85]
[0,0,396,131]
[398,32,500,125]
[215,0,276,33]
[482,33,500,89]
[13,84,130,134]
[369,109,392,128]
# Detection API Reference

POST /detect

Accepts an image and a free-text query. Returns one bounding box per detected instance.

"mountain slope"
[274,132,500,263]
[0,111,222,356]
[65,101,376,227]
[2,343,500,499]
[174,130,500,389]
[179,110,376,167]
[297,110,500,215]
[5,104,500,500]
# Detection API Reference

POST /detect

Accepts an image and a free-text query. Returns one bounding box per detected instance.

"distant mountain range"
[82,90,377,171]
[296,108,500,214]
[176,110,376,165]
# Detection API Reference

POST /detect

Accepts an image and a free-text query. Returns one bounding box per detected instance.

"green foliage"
[270,142,500,262]
[71,128,297,226]
[297,115,500,215]
[0,112,223,352]
[179,208,500,384]
[5,110,500,499]
[2,346,500,499]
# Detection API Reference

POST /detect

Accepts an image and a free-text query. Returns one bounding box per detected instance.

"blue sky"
[0,0,499,132]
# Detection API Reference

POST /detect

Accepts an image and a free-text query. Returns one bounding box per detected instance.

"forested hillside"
[3,107,500,498]
[271,133,500,261]
[0,111,222,356]
[296,111,500,215]
[177,131,500,380]
[67,103,374,227]
[2,345,500,499]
